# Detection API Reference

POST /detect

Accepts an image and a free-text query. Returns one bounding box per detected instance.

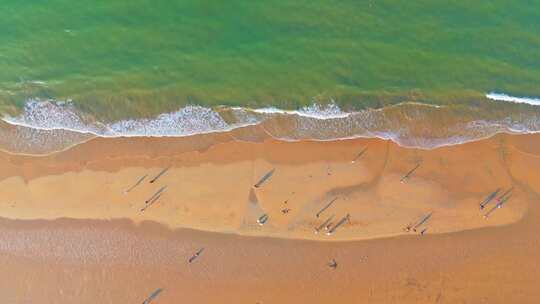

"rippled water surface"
[1,1,539,153]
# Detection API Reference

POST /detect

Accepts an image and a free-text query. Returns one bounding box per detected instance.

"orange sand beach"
[1,132,540,302]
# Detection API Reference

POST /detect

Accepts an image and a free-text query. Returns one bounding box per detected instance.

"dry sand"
[0,133,539,302]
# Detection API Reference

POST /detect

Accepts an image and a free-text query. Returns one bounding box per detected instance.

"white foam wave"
[251,103,350,119]
[107,106,229,136]
[2,100,241,138]
[486,92,540,106]
[2,100,352,139]
[4,98,540,155]
[2,99,102,134]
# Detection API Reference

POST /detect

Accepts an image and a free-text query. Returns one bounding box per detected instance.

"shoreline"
[3,98,540,155]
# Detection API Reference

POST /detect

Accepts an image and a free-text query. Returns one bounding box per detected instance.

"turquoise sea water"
[2,1,540,155]
[1,0,539,119]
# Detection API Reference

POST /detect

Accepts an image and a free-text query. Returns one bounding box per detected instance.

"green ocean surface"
[1,0,539,120]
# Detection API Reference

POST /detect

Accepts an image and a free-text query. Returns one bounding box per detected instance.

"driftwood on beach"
[142,288,163,304]
[316,197,338,218]
[254,169,275,188]
[124,174,147,194]
[149,167,171,184]
[400,163,421,183]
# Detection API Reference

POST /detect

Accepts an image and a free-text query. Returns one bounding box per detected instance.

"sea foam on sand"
[3,97,540,155]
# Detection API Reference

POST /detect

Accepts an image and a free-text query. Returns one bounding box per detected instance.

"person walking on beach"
[328,259,338,269]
